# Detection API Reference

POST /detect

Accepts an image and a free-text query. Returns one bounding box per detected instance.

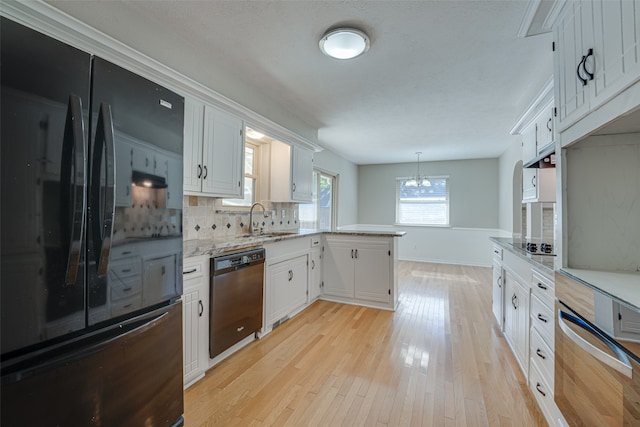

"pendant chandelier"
[406,152,431,187]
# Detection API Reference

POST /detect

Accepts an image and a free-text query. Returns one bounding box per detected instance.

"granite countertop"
[489,237,557,276]
[184,228,406,258]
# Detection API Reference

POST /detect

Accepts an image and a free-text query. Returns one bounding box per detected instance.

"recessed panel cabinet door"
[183,97,204,193]
[354,240,390,304]
[202,105,244,197]
[322,239,355,298]
[492,261,504,329]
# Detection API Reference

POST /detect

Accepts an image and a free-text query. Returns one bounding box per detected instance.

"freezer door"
[1,17,90,356]
[1,301,184,427]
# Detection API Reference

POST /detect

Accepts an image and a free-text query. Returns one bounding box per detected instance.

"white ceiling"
[47,0,553,165]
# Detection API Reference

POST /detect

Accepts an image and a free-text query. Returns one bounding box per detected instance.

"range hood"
[132,170,168,188]
[524,143,555,168]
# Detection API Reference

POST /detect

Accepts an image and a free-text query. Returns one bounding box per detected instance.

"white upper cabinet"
[523,168,555,203]
[554,0,640,135]
[202,105,244,197]
[269,140,313,203]
[183,97,244,197]
[183,98,204,193]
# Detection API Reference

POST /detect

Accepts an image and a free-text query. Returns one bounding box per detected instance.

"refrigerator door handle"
[91,103,116,276]
[61,95,87,285]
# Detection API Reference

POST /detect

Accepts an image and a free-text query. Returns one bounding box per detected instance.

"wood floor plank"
[184,261,547,426]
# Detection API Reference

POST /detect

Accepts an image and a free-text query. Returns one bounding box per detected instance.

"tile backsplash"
[183,196,300,241]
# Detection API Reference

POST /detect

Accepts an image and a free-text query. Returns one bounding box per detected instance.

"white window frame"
[222,142,260,207]
[395,176,450,226]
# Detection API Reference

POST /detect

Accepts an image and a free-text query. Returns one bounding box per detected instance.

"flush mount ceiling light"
[246,128,265,140]
[319,27,370,60]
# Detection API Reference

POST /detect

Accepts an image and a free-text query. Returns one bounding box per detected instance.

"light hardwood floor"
[184,261,546,426]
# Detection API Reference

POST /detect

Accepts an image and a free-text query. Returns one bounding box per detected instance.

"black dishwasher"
[210,248,265,358]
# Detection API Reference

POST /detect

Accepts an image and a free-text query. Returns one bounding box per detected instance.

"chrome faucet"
[249,202,269,235]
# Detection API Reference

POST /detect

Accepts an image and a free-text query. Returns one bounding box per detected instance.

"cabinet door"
[322,238,355,298]
[183,98,204,193]
[522,168,538,202]
[182,284,204,386]
[131,142,156,175]
[291,146,313,202]
[522,122,538,164]
[590,0,640,109]
[554,0,592,131]
[504,271,529,376]
[492,261,504,329]
[202,105,244,197]
[309,247,322,301]
[354,240,391,304]
[267,256,308,326]
[536,107,554,154]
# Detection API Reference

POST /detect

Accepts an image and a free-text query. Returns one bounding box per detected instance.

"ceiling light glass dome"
[319,28,370,60]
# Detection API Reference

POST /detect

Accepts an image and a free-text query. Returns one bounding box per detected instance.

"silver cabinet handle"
[559,310,632,378]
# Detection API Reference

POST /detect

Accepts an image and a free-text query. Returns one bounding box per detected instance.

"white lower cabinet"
[266,254,308,328]
[491,242,563,426]
[322,235,396,310]
[264,237,311,333]
[503,270,530,374]
[182,256,209,388]
[308,245,322,301]
[492,245,504,329]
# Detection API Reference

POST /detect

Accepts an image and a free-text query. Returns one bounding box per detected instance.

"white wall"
[357,159,500,266]
[498,141,522,236]
[313,149,358,227]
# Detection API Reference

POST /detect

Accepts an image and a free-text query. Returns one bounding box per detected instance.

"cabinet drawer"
[529,358,556,425]
[183,259,205,281]
[310,236,321,248]
[111,275,142,302]
[111,245,140,259]
[492,245,503,262]
[531,294,554,346]
[111,295,142,317]
[109,259,141,280]
[531,269,554,308]
[530,326,554,389]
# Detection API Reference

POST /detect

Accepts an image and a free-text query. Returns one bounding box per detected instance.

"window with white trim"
[395,176,450,226]
[222,142,259,207]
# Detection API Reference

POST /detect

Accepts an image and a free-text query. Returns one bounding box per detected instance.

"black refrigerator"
[1,17,185,426]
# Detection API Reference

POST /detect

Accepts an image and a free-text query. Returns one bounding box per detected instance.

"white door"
[322,238,355,298]
[354,239,391,304]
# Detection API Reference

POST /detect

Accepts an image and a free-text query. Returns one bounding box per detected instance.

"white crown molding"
[517,0,544,38]
[510,77,554,135]
[1,0,321,153]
